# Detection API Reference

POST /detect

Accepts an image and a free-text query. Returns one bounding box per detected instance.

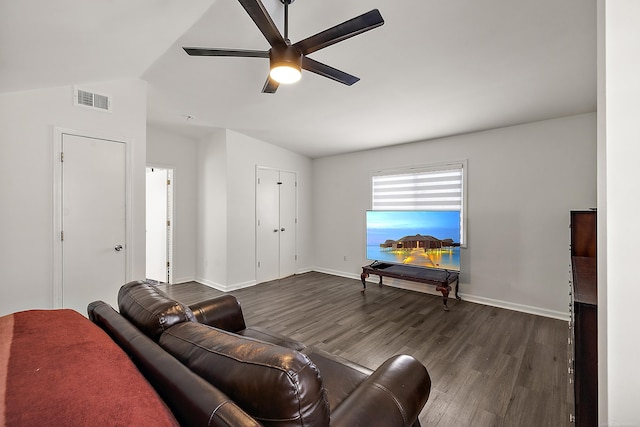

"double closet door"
[256,168,297,283]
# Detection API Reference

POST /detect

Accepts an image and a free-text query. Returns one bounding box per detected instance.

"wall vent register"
[74,87,111,112]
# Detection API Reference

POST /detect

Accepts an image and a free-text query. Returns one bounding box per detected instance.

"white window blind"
[372,161,466,244]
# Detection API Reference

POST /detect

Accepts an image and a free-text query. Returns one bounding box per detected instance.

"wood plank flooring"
[156,272,571,427]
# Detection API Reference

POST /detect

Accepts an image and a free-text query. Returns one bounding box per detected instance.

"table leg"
[360,271,368,294]
[454,278,461,300]
[436,284,451,311]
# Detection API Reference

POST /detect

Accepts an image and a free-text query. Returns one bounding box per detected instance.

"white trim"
[371,160,467,177]
[52,127,133,308]
[195,277,257,292]
[146,163,175,284]
[458,293,568,321]
[172,275,196,285]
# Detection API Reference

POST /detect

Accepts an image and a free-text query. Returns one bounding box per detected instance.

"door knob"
[273,229,279,232]
[281,228,285,232]
[114,245,123,251]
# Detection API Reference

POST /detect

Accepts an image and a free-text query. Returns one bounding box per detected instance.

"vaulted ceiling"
[1,0,596,158]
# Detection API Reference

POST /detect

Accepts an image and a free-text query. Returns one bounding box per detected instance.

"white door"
[278,171,297,278]
[61,134,126,313]
[256,168,297,283]
[256,168,280,283]
[146,168,168,283]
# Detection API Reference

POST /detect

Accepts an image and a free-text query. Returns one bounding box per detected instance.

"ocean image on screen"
[366,210,461,271]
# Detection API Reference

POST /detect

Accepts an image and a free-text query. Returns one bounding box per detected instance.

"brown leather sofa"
[89,281,431,427]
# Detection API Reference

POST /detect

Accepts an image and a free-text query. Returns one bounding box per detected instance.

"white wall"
[193,129,312,290]
[225,130,313,287]
[196,130,228,288]
[146,125,198,284]
[602,1,640,424]
[0,79,147,316]
[312,113,596,318]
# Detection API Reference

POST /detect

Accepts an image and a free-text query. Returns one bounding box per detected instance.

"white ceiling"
[1,0,596,158]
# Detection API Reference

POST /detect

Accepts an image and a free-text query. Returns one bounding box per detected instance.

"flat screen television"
[366,210,461,271]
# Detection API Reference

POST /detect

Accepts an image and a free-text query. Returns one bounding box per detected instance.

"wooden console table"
[361,262,460,311]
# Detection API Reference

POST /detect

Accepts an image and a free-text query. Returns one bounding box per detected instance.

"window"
[371,161,467,245]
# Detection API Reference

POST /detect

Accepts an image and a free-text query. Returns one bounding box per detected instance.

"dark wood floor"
[156,272,571,427]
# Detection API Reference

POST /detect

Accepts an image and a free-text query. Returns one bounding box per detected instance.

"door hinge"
[295,255,298,261]
[295,218,298,224]
[60,152,64,162]
[257,261,261,268]
[166,261,170,267]
[257,178,261,184]
[60,231,64,241]
[167,220,170,227]
[277,181,282,185]
[167,179,171,185]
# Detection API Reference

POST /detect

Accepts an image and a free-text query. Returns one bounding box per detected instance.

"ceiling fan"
[183,0,384,93]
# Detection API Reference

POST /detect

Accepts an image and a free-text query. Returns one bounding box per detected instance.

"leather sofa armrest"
[329,354,431,427]
[88,301,262,427]
[189,295,247,332]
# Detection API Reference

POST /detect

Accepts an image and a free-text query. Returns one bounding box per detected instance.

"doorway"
[146,167,173,284]
[256,167,297,283]
[53,131,129,313]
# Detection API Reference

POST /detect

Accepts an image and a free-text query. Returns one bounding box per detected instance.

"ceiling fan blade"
[262,75,280,94]
[238,0,286,48]
[302,57,360,86]
[293,9,384,55]
[183,47,269,58]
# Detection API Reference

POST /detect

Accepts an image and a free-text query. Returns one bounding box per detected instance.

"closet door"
[256,168,280,283]
[278,171,297,278]
[256,168,297,283]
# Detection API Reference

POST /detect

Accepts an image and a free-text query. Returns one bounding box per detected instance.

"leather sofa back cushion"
[118,281,196,342]
[160,322,330,427]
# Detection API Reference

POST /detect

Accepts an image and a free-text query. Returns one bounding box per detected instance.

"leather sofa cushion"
[304,348,372,411]
[237,326,307,351]
[160,322,330,427]
[188,296,306,351]
[118,281,196,342]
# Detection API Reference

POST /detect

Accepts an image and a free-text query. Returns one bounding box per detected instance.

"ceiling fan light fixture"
[269,47,302,84]
[270,64,301,84]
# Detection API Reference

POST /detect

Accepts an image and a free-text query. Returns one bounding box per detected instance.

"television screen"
[366,210,461,271]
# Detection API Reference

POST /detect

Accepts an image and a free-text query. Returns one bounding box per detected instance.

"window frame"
[371,160,468,247]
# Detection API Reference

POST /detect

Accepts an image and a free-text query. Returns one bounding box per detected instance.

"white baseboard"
[194,277,256,292]
[193,276,225,291]
[310,267,568,321]
[312,267,361,281]
[172,276,195,285]
[458,293,568,321]
[226,280,257,291]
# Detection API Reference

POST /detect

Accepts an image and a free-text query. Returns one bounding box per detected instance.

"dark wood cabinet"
[569,210,597,426]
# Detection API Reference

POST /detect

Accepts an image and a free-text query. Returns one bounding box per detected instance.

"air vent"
[74,87,112,112]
